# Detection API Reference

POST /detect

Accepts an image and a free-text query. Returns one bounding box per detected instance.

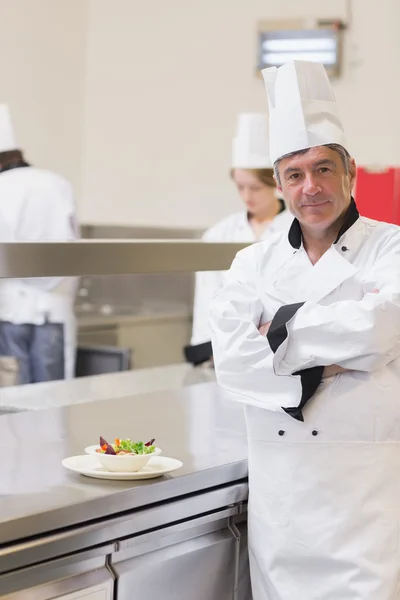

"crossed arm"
[259,323,355,378]
[210,233,400,408]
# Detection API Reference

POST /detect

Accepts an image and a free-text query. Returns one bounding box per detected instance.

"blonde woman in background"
[185,113,292,366]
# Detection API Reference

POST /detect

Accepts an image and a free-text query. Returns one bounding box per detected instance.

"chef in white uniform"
[0,104,79,385]
[210,60,400,599]
[185,113,292,366]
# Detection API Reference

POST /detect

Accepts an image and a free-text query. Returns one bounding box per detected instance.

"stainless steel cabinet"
[1,548,114,599]
[236,520,252,600]
[112,509,252,600]
[0,490,252,599]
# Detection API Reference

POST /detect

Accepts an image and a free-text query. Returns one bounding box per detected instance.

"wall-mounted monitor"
[257,19,344,78]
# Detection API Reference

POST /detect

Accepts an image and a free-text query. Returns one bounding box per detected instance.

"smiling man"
[210,61,400,599]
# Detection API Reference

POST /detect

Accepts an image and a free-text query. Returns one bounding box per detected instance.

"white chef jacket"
[210,200,400,599]
[0,166,79,378]
[190,207,293,348]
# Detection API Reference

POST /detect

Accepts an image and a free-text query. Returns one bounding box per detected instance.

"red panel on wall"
[354,167,400,224]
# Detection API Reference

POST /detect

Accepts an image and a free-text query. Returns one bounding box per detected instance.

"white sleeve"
[190,225,226,346]
[16,182,78,291]
[210,247,300,410]
[17,182,77,241]
[191,269,223,345]
[272,231,400,375]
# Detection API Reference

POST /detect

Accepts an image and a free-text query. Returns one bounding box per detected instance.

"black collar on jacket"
[288,197,360,250]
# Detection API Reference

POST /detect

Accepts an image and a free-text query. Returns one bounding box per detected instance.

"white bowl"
[84,445,162,473]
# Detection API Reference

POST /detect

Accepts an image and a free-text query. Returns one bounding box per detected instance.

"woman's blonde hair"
[230,167,276,188]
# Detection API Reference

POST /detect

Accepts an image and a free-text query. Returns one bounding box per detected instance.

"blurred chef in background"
[185,113,292,366]
[0,104,79,385]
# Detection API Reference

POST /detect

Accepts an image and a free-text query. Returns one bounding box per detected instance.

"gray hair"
[273,144,351,187]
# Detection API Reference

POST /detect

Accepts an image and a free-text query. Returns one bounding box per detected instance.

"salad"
[97,436,156,456]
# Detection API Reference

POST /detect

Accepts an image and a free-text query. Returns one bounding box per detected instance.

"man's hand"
[323,364,350,378]
[259,322,272,336]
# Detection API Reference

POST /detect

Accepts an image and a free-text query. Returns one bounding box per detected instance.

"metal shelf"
[0,240,250,278]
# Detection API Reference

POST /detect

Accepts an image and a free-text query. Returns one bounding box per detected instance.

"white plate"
[62,454,183,480]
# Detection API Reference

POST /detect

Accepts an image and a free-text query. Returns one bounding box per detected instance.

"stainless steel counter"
[0,382,247,548]
[0,363,216,411]
[0,235,253,598]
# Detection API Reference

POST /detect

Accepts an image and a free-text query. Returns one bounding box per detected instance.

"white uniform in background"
[0,104,79,383]
[187,113,292,364]
[210,60,400,599]
[190,208,292,346]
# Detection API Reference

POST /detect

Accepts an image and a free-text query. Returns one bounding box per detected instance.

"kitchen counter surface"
[0,363,216,411]
[0,382,247,548]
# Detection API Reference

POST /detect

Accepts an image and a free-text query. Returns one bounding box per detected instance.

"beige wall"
[0,0,88,199]
[80,0,400,229]
[3,1,397,229]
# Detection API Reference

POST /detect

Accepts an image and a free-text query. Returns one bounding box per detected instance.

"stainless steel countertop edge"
[0,461,248,547]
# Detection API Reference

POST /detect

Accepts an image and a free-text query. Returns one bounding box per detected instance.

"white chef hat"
[0,104,17,153]
[262,60,347,165]
[232,113,272,169]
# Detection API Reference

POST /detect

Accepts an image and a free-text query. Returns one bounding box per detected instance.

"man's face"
[276,146,356,231]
